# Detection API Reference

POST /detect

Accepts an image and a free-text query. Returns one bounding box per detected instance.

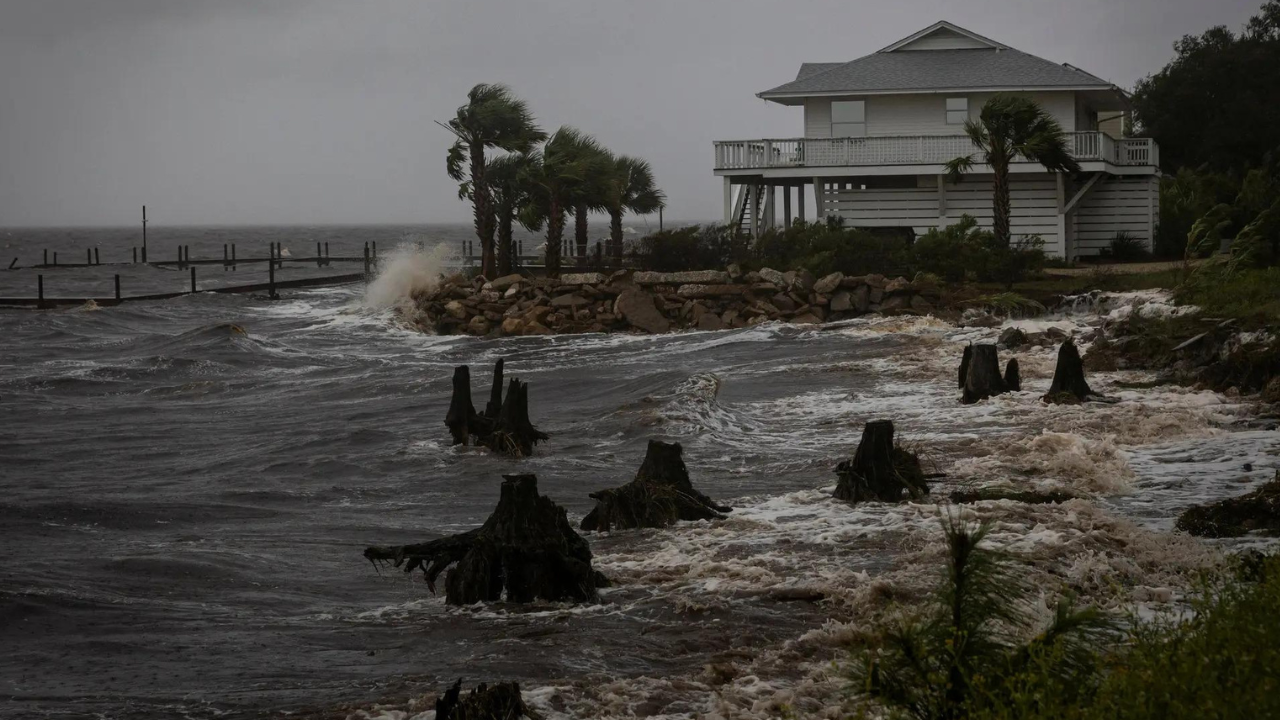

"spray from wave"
[361,242,455,318]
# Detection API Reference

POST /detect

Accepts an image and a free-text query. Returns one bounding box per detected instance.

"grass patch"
[1175,266,1280,327]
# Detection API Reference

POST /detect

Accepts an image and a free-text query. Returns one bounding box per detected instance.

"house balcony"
[712,132,1159,174]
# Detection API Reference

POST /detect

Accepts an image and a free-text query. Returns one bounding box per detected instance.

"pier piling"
[38,275,44,305]
[115,275,121,300]
[316,242,322,267]
[95,248,100,265]
[190,267,196,293]
[133,247,137,264]
[269,254,278,299]
[363,243,370,278]
[87,249,92,265]
[44,249,48,266]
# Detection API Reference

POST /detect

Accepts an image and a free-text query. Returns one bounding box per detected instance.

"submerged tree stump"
[444,359,548,456]
[580,440,731,531]
[1043,338,1094,404]
[961,344,1012,404]
[364,474,608,604]
[1004,358,1022,392]
[436,679,544,720]
[834,420,929,503]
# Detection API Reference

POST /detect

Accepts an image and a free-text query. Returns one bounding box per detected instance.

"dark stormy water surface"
[2,229,1277,720]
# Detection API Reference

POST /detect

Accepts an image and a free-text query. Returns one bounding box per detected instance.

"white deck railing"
[713,132,1159,170]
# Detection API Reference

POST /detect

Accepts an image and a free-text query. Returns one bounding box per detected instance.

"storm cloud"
[0,0,1260,226]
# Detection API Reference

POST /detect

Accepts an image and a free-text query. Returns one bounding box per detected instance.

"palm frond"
[945,155,976,184]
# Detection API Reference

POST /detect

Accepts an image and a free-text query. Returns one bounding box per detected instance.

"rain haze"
[0,0,1261,227]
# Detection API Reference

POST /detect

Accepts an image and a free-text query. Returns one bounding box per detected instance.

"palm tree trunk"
[470,144,496,277]
[496,204,514,276]
[992,159,1012,248]
[546,197,564,277]
[610,209,624,265]
[574,203,589,261]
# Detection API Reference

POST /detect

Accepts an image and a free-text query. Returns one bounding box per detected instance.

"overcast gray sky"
[0,0,1262,227]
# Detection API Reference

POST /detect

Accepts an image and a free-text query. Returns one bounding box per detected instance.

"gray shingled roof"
[762,48,1114,97]
[796,63,844,80]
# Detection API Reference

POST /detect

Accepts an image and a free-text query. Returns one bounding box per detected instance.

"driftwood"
[834,420,929,503]
[444,359,549,456]
[436,679,544,720]
[580,440,731,531]
[1043,338,1094,404]
[961,344,1013,404]
[364,474,608,604]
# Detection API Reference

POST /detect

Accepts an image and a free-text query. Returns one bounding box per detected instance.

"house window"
[946,97,969,125]
[831,100,866,137]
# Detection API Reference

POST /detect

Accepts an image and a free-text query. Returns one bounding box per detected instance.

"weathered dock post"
[177,246,183,269]
[87,249,92,265]
[94,248,100,265]
[324,242,329,266]
[53,252,58,266]
[44,249,48,266]
[141,206,148,263]
[223,244,229,266]
[268,254,278,299]
[363,243,370,278]
[316,242,322,267]
[190,266,196,293]
[231,243,237,269]
[133,247,137,264]
[114,274,121,300]
[37,275,44,306]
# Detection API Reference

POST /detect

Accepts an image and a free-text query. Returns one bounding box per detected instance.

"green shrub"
[912,216,1046,286]
[628,224,746,271]
[968,552,1280,720]
[1102,232,1152,262]
[751,221,912,277]
[849,518,1112,720]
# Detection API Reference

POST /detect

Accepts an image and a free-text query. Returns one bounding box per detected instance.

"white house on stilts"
[714,21,1161,260]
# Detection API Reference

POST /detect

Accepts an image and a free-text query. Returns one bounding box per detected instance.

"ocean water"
[0,229,1277,719]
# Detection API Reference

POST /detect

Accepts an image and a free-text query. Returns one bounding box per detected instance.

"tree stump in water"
[364,474,608,604]
[436,679,544,720]
[1004,358,1022,392]
[1043,338,1093,404]
[444,359,548,456]
[961,344,1011,404]
[580,440,731,531]
[834,420,928,503]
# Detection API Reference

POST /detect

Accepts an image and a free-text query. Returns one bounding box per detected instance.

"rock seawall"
[411,267,944,336]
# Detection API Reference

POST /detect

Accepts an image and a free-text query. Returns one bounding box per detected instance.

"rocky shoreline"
[410,266,947,336]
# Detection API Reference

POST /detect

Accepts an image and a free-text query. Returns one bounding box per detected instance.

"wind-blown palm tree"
[444,84,546,277]
[518,127,612,277]
[945,95,1081,247]
[603,155,665,263]
[568,138,613,263]
[485,153,535,276]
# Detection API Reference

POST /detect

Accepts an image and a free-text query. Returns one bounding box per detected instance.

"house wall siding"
[818,173,1066,256]
[1071,175,1159,255]
[801,91,1078,139]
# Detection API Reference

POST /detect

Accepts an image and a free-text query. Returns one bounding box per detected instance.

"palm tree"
[444,84,546,277]
[945,95,1081,247]
[567,138,613,264]
[603,155,665,263]
[485,153,535,276]
[518,127,612,277]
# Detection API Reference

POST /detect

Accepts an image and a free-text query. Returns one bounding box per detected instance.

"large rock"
[524,305,553,325]
[615,288,670,333]
[500,317,525,335]
[467,316,491,335]
[523,321,553,335]
[830,290,853,312]
[910,295,934,313]
[551,293,589,309]
[559,272,606,286]
[676,284,746,299]
[885,276,911,293]
[772,294,797,312]
[758,268,786,286]
[444,300,469,320]
[791,313,821,325]
[791,269,816,292]
[488,273,524,291]
[633,270,730,286]
[696,312,725,331]
[814,272,844,294]
[880,295,912,312]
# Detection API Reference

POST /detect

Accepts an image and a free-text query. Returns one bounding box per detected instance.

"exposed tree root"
[834,420,929,503]
[444,358,549,456]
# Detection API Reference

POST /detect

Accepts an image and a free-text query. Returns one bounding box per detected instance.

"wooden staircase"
[732,184,764,239]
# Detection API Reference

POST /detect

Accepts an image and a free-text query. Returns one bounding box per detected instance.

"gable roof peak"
[878,21,1010,53]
